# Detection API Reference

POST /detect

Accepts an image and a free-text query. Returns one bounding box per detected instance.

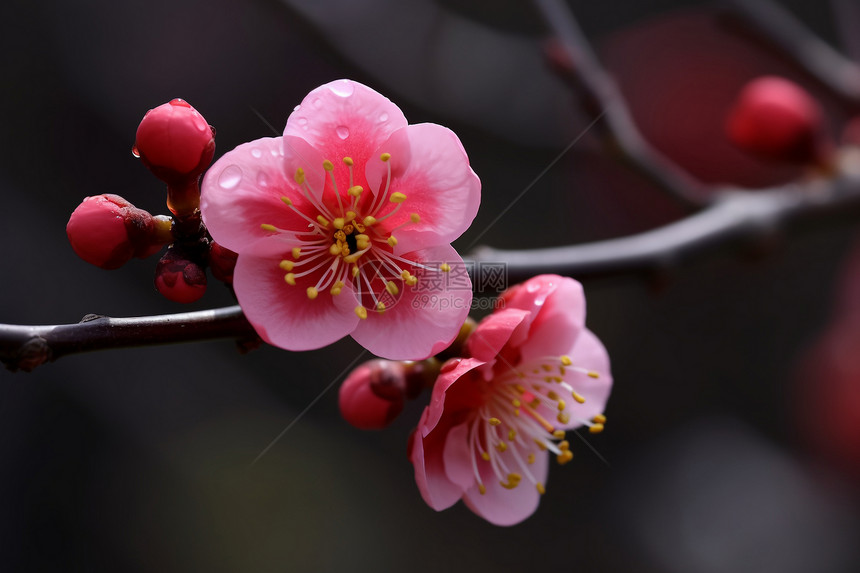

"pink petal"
[201,137,324,252]
[516,276,586,363]
[284,80,408,175]
[462,444,549,526]
[232,238,360,351]
[423,357,486,436]
[442,421,476,490]
[350,244,472,361]
[365,123,481,254]
[409,410,465,511]
[465,308,531,374]
[557,328,614,428]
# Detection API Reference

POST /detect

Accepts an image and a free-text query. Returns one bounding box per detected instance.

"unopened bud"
[154,247,207,303]
[67,194,165,269]
[134,99,215,183]
[339,359,407,430]
[726,76,831,165]
[208,241,238,284]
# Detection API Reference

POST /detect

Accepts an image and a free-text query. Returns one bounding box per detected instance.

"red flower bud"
[154,247,207,303]
[67,194,163,269]
[208,241,238,284]
[339,360,407,430]
[134,99,215,184]
[726,76,830,165]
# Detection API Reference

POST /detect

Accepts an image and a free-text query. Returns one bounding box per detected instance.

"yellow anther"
[440,263,451,272]
[363,216,377,226]
[294,168,305,184]
[380,152,391,162]
[284,273,296,285]
[513,384,526,394]
[333,218,345,229]
[343,157,354,166]
[511,399,522,408]
[280,196,292,206]
[529,398,541,409]
[410,213,420,223]
[348,186,363,198]
[345,211,356,222]
[589,423,604,434]
[561,355,572,366]
[500,473,522,489]
[593,414,607,424]
[587,371,600,379]
[527,453,536,465]
[547,390,559,401]
[401,270,411,280]
[496,442,508,453]
[343,253,361,264]
[329,244,342,256]
[557,400,567,411]
[557,412,570,424]
[542,364,553,372]
[405,275,418,286]
[481,451,490,461]
[507,429,516,441]
[352,266,360,278]
[330,287,342,296]
[558,440,570,451]
[514,409,520,416]
[354,306,367,319]
[356,238,370,251]
[260,223,277,232]
[279,260,294,272]
[536,483,546,495]
[387,236,398,247]
[330,281,345,296]
[316,215,329,227]
[478,484,486,495]
[488,417,501,426]
[390,191,407,203]
[376,302,386,313]
[306,287,318,300]
[292,247,301,259]
[552,429,566,440]
[557,450,573,465]
[323,159,334,171]
[334,230,346,241]
[386,282,399,296]
[572,391,586,404]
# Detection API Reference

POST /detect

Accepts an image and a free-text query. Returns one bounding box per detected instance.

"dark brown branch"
[0,306,255,372]
[720,0,860,110]
[534,0,712,209]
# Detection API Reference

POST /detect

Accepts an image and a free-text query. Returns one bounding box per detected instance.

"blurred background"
[1,0,859,571]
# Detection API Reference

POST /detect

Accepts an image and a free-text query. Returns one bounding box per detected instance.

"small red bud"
[339,360,407,430]
[134,99,215,184]
[154,247,207,303]
[208,241,238,284]
[726,76,830,165]
[67,194,162,269]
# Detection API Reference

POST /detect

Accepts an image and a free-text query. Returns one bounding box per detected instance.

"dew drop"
[293,104,301,112]
[297,117,308,126]
[192,114,209,133]
[131,145,140,158]
[329,81,355,98]
[312,98,322,109]
[336,125,350,139]
[219,165,242,189]
[256,172,270,187]
[251,148,262,158]
[379,112,389,123]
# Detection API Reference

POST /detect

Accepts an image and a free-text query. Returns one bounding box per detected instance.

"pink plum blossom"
[201,80,481,360]
[409,275,612,525]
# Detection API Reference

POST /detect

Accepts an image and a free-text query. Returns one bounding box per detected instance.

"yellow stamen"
[376,302,386,313]
[496,442,508,453]
[345,211,356,222]
[410,213,420,223]
[593,414,607,424]
[557,412,570,424]
[507,429,516,441]
[333,218,345,229]
[363,216,377,226]
[389,192,407,203]
[386,282,399,296]
[557,450,573,465]
[348,185,363,197]
[279,260,294,272]
[306,287,318,300]
[536,483,546,495]
[284,273,296,285]
[479,484,486,495]
[323,159,334,171]
[329,244,341,256]
[557,399,566,411]
[561,355,572,366]
[527,453,536,464]
[260,224,277,232]
[355,306,367,319]
[380,152,391,162]
[351,266,360,278]
[292,247,301,259]
[588,371,600,379]
[488,417,501,426]
[280,196,292,206]
[316,215,329,227]
[572,391,586,404]
[440,263,451,272]
[387,236,398,247]
[294,168,305,185]
[552,429,566,439]
[343,157,354,166]
[589,423,604,434]
[481,451,490,461]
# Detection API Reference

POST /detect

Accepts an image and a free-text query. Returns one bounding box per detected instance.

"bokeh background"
[2,0,859,571]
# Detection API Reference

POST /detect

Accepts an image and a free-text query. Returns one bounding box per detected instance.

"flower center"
[260,153,450,318]
[468,355,606,496]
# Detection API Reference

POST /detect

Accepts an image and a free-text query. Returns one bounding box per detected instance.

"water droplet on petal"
[329,81,355,98]
[219,165,242,189]
[192,114,209,133]
[251,148,262,159]
[256,172,270,187]
[293,104,301,112]
[131,145,140,158]
[297,117,307,126]
[379,112,389,123]
[312,98,322,109]
[336,125,350,139]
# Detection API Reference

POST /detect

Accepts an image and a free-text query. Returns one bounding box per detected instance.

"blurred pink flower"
[409,275,612,525]
[201,79,480,360]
